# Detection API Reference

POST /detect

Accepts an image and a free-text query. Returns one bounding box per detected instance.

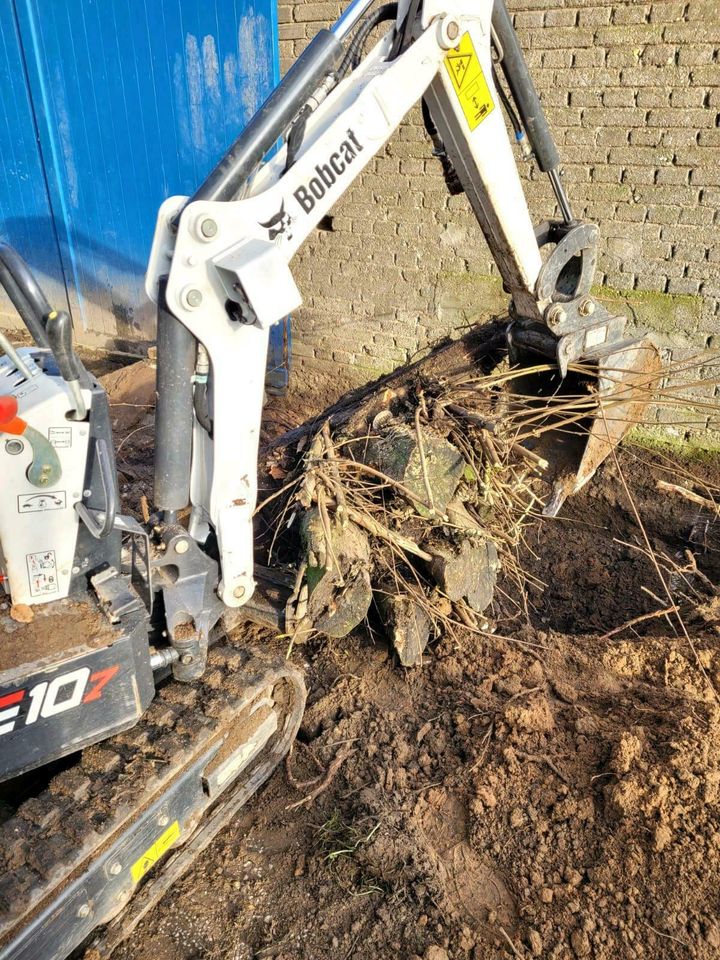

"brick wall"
[279,0,720,406]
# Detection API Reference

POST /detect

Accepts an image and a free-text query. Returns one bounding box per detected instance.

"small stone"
[476,785,497,809]
[564,867,583,887]
[540,887,554,903]
[527,929,543,956]
[10,603,33,624]
[610,731,643,775]
[424,948,449,960]
[570,927,592,957]
[653,822,673,852]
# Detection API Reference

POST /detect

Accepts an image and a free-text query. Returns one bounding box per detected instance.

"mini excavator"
[0,1,659,957]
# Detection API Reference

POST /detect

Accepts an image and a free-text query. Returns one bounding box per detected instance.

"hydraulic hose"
[0,248,51,348]
[335,2,398,79]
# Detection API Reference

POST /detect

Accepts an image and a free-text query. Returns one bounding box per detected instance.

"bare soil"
[0,596,117,673]
[102,363,720,960]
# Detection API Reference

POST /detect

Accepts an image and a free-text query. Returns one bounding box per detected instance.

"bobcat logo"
[259,200,293,242]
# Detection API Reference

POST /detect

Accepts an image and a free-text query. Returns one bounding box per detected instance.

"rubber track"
[0,644,301,944]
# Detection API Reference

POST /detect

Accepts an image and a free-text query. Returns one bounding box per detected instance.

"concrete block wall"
[279,0,720,423]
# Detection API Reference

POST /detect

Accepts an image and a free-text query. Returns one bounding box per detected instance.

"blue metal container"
[0,0,289,386]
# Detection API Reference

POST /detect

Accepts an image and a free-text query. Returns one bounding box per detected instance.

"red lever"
[0,396,27,436]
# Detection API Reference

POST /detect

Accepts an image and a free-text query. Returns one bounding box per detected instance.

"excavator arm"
[145,0,657,627]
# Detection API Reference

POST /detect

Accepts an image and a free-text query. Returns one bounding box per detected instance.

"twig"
[346,506,433,561]
[469,722,494,772]
[414,402,436,516]
[286,742,355,811]
[516,750,569,785]
[479,429,501,467]
[335,458,435,513]
[656,479,720,516]
[317,485,341,580]
[509,441,549,472]
[599,604,680,641]
[321,421,348,525]
[639,919,690,949]
[285,747,323,791]
[497,926,523,958]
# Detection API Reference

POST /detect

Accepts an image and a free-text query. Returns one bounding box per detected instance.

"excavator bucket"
[509,336,662,516]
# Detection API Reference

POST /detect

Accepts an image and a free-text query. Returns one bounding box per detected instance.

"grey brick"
[611,5,651,25]
[544,8,578,27]
[578,7,611,27]
[647,108,717,128]
[602,88,637,108]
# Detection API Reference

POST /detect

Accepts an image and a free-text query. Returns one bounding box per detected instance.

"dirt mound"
[102,369,720,960]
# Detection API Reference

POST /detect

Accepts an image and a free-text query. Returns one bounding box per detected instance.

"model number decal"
[0,664,120,735]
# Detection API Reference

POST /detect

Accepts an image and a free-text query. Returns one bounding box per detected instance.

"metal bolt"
[77,903,91,919]
[72,566,81,575]
[5,439,23,455]
[546,304,567,328]
[83,489,92,497]
[109,861,122,876]
[174,539,190,555]
[578,297,595,317]
[185,288,203,308]
[446,19,460,40]
[158,813,170,827]
[199,218,218,239]
[233,585,246,600]
[180,653,194,665]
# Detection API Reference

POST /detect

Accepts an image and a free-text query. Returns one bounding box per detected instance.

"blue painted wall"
[0,0,288,382]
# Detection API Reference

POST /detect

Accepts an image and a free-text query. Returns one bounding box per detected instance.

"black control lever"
[45,309,87,419]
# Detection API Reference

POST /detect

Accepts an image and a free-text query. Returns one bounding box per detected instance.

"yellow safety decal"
[130,820,181,884]
[444,32,495,131]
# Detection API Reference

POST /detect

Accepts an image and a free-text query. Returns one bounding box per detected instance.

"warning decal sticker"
[131,820,181,884]
[444,32,495,131]
[26,550,59,596]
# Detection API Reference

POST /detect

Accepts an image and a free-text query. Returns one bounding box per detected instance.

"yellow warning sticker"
[444,32,495,131]
[130,820,181,884]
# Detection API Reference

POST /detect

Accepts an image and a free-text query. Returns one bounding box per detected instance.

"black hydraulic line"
[283,104,313,174]
[388,0,421,60]
[491,0,561,174]
[336,2,398,79]
[285,5,397,174]
[492,66,522,139]
[421,99,463,196]
[193,380,212,436]
[177,29,342,216]
[0,245,51,348]
[154,277,196,515]
[0,260,48,348]
[0,243,52,317]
